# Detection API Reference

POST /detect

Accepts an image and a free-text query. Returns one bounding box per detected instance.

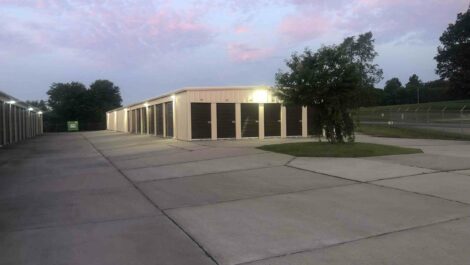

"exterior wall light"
[253,90,268,103]
[144,103,149,107]
[38,111,43,115]
[7,100,16,104]
[28,107,34,111]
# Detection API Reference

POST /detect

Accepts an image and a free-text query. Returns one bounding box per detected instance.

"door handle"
[277,120,281,122]
[207,121,211,124]
[255,120,259,123]
[231,120,236,124]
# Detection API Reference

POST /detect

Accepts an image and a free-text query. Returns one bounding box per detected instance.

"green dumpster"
[67,121,79,132]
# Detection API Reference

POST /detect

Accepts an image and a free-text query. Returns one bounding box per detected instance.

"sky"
[0,0,468,105]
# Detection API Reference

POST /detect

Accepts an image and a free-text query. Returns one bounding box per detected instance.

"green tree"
[25,100,49,112]
[383,78,402,105]
[45,80,122,131]
[405,74,423,104]
[435,7,470,98]
[47,82,88,123]
[275,32,383,143]
[88,80,122,123]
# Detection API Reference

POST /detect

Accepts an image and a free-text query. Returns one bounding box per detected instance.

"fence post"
[460,105,466,137]
[426,107,431,124]
[415,107,419,124]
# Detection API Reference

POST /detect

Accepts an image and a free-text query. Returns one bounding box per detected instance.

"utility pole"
[417,86,420,104]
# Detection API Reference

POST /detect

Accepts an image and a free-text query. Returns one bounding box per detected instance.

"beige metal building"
[106,86,316,141]
[0,91,44,147]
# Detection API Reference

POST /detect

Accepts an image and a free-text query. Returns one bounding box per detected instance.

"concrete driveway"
[1,131,470,265]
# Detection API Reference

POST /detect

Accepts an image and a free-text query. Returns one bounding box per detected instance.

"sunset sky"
[1,0,468,104]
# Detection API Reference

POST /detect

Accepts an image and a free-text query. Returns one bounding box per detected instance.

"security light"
[38,111,43,115]
[253,90,268,103]
[7,100,16,104]
[28,107,34,111]
[144,103,149,107]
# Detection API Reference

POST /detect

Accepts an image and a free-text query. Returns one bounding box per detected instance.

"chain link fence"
[356,105,470,136]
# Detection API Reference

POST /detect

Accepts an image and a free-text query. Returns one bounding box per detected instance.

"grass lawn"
[357,124,470,141]
[258,142,422,157]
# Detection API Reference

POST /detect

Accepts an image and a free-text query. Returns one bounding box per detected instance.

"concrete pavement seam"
[235,215,470,265]
[81,133,221,265]
[119,149,273,171]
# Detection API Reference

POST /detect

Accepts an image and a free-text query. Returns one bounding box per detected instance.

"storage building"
[0,91,44,147]
[106,86,317,141]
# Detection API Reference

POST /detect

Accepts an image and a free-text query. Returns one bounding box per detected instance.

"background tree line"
[28,80,122,132]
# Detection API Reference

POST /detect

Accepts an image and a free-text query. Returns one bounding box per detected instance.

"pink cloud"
[279,13,333,41]
[277,0,469,43]
[234,25,250,34]
[0,1,215,65]
[227,43,274,62]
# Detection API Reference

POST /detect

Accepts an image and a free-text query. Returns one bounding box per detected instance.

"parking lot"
[1,131,470,265]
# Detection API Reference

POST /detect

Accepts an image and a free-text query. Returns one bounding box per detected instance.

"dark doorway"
[155,104,163,136]
[286,105,302,136]
[217,103,235,138]
[191,103,212,139]
[141,107,147,134]
[165,102,173,137]
[307,106,322,136]
[241,103,259,137]
[264,103,281,137]
[149,106,155,135]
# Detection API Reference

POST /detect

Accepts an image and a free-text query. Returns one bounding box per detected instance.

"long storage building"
[106,86,317,141]
[0,91,44,147]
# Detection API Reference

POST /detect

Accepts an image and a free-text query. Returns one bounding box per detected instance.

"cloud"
[276,0,468,43]
[227,43,274,62]
[279,12,333,42]
[0,0,215,65]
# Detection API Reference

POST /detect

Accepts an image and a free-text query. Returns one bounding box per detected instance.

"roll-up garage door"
[191,103,211,139]
[155,104,163,136]
[217,103,235,138]
[307,106,322,136]
[241,103,259,137]
[149,106,155,135]
[286,105,302,136]
[165,102,173,137]
[264,103,281,137]
[141,107,147,134]
[127,110,131,133]
[136,108,142,134]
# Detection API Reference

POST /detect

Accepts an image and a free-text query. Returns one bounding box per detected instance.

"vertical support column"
[187,101,192,141]
[162,104,166,137]
[211,103,217,140]
[146,107,149,134]
[259,103,264,140]
[140,108,144,134]
[302,106,308,137]
[114,111,117,131]
[281,105,287,138]
[1,102,4,145]
[153,105,157,136]
[172,98,176,139]
[235,103,241,139]
[11,106,15,143]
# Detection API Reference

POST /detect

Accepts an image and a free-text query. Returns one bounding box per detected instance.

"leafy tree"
[88,80,122,123]
[47,82,88,123]
[25,100,49,112]
[383,78,402,105]
[435,7,470,98]
[405,74,424,104]
[45,80,122,131]
[275,32,383,143]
